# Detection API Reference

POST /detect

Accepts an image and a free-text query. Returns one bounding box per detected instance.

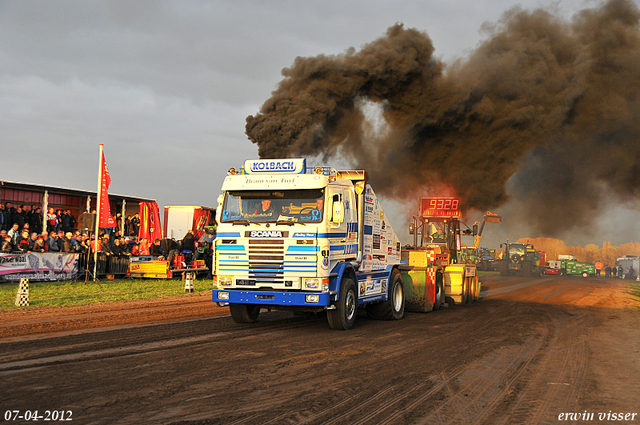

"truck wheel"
[522,261,532,278]
[229,304,261,323]
[434,271,444,310]
[365,269,405,320]
[582,271,589,278]
[328,278,358,330]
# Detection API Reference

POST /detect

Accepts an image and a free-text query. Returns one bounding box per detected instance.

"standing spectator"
[79,234,90,253]
[47,207,58,233]
[112,238,126,256]
[181,230,196,264]
[595,261,602,277]
[1,235,13,252]
[5,203,16,227]
[131,213,140,236]
[41,231,50,252]
[0,203,6,231]
[12,206,26,228]
[60,210,72,233]
[124,216,133,236]
[101,236,113,257]
[612,265,617,278]
[28,232,39,251]
[618,265,624,279]
[29,207,43,234]
[90,234,100,253]
[48,231,61,252]
[73,233,86,253]
[63,232,75,253]
[150,239,163,258]
[116,213,123,233]
[32,235,46,253]
[8,224,20,246]
[137,238,150,255]
[68,210,77,231]
[17,230,31,252]
[605,265,611,278]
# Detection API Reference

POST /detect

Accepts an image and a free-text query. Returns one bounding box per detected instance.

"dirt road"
[1,274,639,424]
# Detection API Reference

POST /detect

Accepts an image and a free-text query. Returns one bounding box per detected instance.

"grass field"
[0,277,212,310]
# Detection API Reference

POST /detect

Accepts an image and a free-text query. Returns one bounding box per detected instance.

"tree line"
[517,238,640,267]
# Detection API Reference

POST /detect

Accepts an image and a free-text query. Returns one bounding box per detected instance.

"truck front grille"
[248,239,285,283]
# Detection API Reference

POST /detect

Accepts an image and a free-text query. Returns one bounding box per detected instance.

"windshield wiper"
[276,220,298,226]
[232,220,252,226]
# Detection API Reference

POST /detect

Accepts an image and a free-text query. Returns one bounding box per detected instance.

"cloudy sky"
[2,0,639,247]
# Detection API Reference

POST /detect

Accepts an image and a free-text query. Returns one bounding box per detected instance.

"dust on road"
[0,274,638,425]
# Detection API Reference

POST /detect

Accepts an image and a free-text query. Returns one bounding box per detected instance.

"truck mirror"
[409,223,415,235]
[332,201,344,224]
[473,224,478,236]
[217,194,224,206]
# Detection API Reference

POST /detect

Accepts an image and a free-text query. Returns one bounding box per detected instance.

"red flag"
[139,202,163,241]
[98,149,117,228]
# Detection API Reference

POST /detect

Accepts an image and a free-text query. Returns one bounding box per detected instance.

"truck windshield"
[509,244,525,257]
[221,189,325,224]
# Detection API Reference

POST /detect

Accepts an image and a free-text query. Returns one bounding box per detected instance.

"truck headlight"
[218,276,233,286]
[305,294,320,303]
[303,278,329,290]
[218,292,230,300]
[303,278,320,290]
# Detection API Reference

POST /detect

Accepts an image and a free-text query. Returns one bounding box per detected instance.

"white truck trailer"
[211,158,404,330]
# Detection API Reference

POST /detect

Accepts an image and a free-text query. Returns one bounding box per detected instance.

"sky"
[2,0,639,248]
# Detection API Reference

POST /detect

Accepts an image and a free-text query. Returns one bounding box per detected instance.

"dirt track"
[1,274,639,425]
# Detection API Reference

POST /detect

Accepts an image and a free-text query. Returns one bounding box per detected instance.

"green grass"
[629,282,640,301]
[0,277,212,311]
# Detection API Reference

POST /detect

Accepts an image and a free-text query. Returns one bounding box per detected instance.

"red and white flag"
[98,145,117,228]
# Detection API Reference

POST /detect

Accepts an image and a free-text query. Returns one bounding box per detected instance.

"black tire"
[465,276,474,304]
[366,269,405,320]
[433,271,444,310]
[522,261,532,278]
[469,276,478,303]
[498,260,508,277]
[582,271,589,278]
[477,261,485,271]
[328,277,358,330]
[229,304,260,323]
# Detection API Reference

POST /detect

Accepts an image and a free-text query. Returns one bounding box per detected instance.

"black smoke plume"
[246,0,640,236]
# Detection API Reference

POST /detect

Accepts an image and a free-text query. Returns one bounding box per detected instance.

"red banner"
[98,148,117,228]
[192,209,211,239]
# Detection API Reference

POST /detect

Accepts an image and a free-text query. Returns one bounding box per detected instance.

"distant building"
[1,180,159,237]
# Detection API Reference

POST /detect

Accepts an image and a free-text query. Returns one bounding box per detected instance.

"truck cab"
[212,159,403,329]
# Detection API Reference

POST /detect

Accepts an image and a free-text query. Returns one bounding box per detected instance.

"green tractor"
[497,241,545,277]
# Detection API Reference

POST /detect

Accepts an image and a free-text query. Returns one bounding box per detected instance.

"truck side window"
[330,194,341,222]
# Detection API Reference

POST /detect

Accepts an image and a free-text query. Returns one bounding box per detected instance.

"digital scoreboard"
[420,197,461,219]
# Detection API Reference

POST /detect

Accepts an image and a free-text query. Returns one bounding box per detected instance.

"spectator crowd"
[0,202,143,256]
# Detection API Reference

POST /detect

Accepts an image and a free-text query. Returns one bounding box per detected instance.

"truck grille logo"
[246,231,288,238]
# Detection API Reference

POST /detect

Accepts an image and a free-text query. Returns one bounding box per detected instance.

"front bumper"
[212,289,330,306]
